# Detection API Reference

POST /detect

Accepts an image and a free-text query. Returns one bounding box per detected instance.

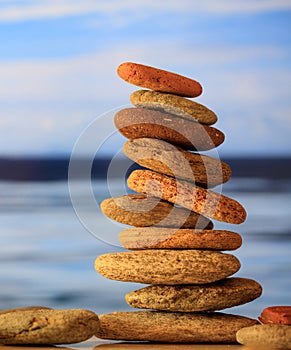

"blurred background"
[0,1,291,319]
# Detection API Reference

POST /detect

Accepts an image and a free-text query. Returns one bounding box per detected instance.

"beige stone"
[130,90,217,125]
[96,311,258,343]
[0,309,100,345]
[95,249,240,284]
[123,138,231,187]
[236,324,291,349]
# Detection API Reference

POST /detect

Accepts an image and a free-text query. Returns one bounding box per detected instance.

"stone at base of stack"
[96,61,262,343]
[95,311,258,343]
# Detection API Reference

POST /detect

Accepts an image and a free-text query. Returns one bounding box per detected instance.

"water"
[0,178,291,320]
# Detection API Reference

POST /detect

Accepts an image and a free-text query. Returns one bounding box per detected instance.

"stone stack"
[95,62,262,343]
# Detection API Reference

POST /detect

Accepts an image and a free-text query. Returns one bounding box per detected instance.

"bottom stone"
[96,311,258,343]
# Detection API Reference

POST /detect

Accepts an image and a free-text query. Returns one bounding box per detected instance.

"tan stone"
[130,90,217,125]
[96,311,258,343]
[0,309,100,345]
[95,249,240,284]
[236,324,291,349]
[126,278,262,312]
[123,138,231,187]
[119,227,242,250]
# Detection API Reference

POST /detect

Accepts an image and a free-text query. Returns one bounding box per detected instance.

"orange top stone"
[117,62,202,97]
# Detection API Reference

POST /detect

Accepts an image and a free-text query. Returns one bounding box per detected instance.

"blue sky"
[0,1,290,157]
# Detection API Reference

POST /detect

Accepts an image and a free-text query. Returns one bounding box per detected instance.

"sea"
[1,176,291,320]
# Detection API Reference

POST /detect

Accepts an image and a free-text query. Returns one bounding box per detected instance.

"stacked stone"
[95,62,262,343]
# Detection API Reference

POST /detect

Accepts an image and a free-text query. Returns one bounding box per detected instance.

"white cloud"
[196,0,291,14]
[0,0,290,23]
[0,43,285,100]
[0,42,290,156]
[0,51,128,102]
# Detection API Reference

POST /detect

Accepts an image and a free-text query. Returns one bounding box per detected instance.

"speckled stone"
[117,62,202,98]
[123,138,231,187]
[130,90,217,125]
[95,249,240,285]
[125,278,262,312]
[127,169,247,224]
[0,309,100,345]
